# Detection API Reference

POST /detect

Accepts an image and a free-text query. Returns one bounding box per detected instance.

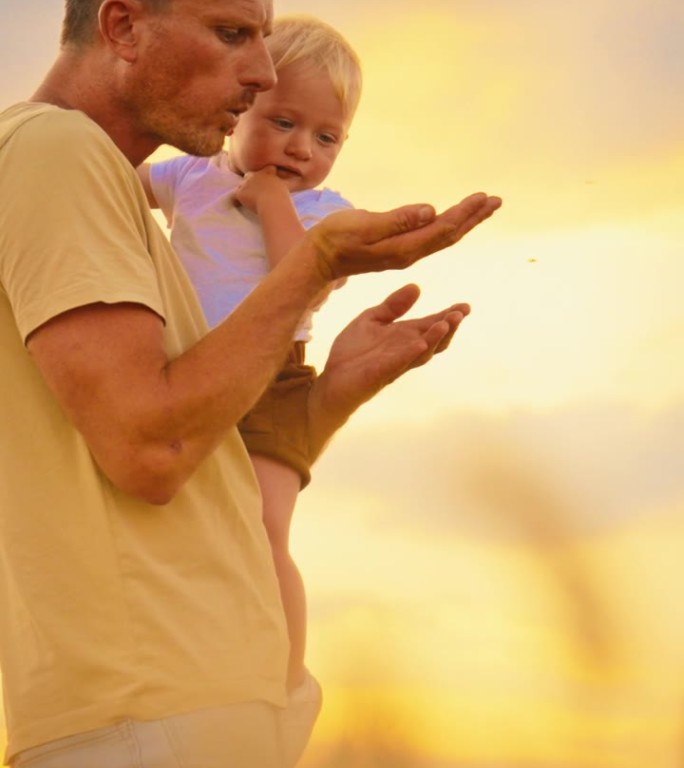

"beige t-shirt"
[0,104,288,761]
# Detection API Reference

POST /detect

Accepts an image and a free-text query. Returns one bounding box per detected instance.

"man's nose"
[238,37,277,94]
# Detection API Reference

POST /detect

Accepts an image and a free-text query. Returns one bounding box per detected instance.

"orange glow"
[2,1,684,766]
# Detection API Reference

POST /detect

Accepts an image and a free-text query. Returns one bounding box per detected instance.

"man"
[0,0,501,766]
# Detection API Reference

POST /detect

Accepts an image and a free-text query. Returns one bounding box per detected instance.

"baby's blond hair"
[266,15,363,123]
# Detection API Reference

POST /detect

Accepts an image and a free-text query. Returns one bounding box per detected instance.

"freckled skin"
[130,0,277,157]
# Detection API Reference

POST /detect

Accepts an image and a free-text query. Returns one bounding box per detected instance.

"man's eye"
[216,28,247,44]
[318,133,338,145]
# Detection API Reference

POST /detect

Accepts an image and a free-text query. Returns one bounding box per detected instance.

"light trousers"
[11,674,322,768]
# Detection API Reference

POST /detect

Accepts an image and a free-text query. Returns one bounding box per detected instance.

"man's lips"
[225,101,252,121]
[223,107,247,136]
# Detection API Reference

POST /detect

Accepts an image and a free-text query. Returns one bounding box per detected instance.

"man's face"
[130,0,276,157]
[228,62,349,192]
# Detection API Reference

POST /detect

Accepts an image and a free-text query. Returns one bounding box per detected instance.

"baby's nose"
[286,133,313,160]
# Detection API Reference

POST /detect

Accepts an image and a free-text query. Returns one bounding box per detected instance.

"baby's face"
[228,62,348,192]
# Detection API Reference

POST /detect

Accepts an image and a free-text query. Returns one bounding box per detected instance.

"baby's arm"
[135,163,160,209]
[232,167,305,268]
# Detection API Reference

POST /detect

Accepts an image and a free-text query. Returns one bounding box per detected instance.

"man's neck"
[31,52,160,168]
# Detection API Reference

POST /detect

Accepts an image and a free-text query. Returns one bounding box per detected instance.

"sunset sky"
[2,1,684,766]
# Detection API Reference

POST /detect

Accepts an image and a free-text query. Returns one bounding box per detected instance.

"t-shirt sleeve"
[293,187,354,230]
[148,154,198,226]
[0,110,165,342]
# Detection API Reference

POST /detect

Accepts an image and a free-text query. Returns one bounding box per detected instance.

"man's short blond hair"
[266,15,363,123]
[61,0,170,47]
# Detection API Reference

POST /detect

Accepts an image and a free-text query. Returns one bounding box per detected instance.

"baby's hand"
[231,167,287,213]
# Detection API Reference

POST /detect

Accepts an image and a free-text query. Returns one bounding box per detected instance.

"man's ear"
[98,0,145,63]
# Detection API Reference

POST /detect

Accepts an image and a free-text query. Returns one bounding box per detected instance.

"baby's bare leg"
[251,453,307,692]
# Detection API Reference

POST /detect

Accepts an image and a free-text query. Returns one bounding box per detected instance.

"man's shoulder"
[0,102,55,130]
[0,103,115,161]
[0,103,53,149]
[1,102,97,138]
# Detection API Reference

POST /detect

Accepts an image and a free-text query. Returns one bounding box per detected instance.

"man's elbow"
[99,442,189,506]
[127,479,179,507]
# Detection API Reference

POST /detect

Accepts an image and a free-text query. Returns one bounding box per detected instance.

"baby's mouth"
[274,165,301,179]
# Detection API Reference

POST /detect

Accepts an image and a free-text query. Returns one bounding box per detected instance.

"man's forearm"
[28,236,330,505]
[306,368,359,465]
[147,239,329,474]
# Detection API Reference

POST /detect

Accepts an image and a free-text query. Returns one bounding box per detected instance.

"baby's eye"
[272,118,294,130]
[318,133,338,146]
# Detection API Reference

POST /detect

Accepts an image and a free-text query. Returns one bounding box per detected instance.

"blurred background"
[2,1,684,766]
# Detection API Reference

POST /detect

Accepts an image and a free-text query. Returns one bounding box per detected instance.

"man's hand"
[307,283,470,460]
[305,192,502,281]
